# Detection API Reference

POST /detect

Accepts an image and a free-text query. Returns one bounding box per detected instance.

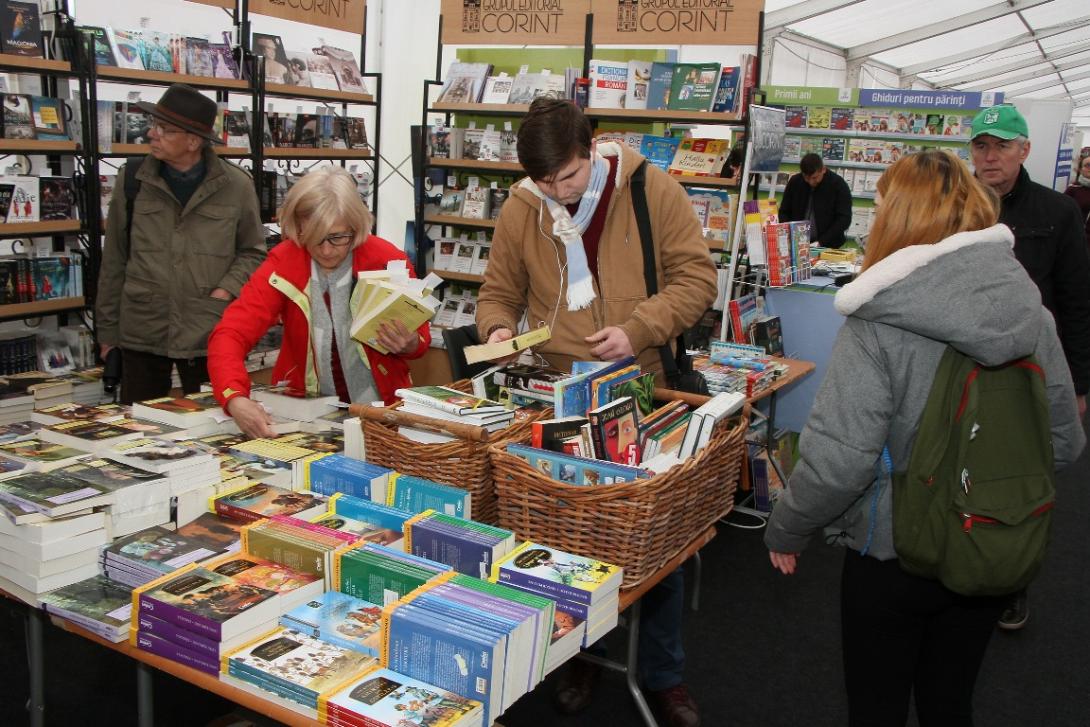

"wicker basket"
[489,404,749,589]
[350,380,552,524]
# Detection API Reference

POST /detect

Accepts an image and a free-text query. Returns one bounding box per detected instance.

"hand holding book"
[374,319,419,356]
[468,326,552,365]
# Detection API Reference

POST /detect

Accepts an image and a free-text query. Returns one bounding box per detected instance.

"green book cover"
[668,63,721,112]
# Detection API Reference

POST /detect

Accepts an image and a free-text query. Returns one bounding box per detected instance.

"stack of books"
[386,473,472,520]
[318,664,484,727]
[223,626,377,710]
[100,525,224,587]
[240,515,358,589]
[403,510,516,580]
[132,392,222,430]
[226,434,336,491]
[212,481,327,523]
[39,574,134,642]
[250,385,339,422]
[304,454,392,500]
[53,457,171,538]
[349,265,442,356]
[103,438,220,530]
[279,590,384,657]
[131,555,323,676]
[491,541,622,650]
[393,385,514,443]
[335,543,450,605]
[0,507,109,601]
[319,492,415,548]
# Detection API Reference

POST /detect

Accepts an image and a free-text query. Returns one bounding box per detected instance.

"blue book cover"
[329,493,412,532]
[387,473,470,519]
[385,603,504,725]
[561,356,637,418]
[640,135,681,172]
[308,455,390,500]
[507,443,651,486]
[409,517,497,579]
[323,666,482,725]
[279,590,384,657]
[359,542,451,575]
[711,66,740,113]
[646,62,677,111]
[491,540,623,607]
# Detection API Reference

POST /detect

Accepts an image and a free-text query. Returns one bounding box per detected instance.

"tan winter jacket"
[476,143,717,379]
[96,148,266,358]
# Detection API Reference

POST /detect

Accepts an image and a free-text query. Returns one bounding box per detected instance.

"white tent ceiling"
[763,0,1090,124]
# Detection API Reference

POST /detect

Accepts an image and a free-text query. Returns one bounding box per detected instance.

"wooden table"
[4,527,716,727]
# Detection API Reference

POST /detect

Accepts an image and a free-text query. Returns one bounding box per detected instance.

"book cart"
[0,18,93,326]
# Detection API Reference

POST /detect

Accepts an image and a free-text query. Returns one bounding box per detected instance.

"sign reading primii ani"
[441,0,591,46]
[248,0,366,34]
[591,0,761,46]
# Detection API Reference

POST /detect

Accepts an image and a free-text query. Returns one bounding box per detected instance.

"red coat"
[208,236,430,411]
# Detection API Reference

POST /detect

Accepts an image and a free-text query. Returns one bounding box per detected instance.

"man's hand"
[486,327,521,365]
[586,326,635,361]
[100,343,115,360]
[376,320,420,356]
[769,551,799,575]
[209,287,233,301]
[226,397,276,439]
[1078,394,1086,420]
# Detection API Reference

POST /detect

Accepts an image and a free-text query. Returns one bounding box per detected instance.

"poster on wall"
[590,0,762,46]
[248,0,366,34]
[748,105,786,174]
[1054,121,1076,192]
[441,0,590,46]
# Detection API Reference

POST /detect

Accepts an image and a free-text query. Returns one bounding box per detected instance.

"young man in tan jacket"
[477,98,717,727]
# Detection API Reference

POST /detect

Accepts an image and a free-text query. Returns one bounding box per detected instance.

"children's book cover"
[325,666,482,726]
[494,541,622,603]
[229,626,375,695]
[281,590,384,655]
[143,567,277,623]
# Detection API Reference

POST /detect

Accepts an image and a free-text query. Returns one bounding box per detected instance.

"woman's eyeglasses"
[319,232,355,247]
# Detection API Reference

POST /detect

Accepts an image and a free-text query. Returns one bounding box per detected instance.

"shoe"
[998,591,1029,631]
[648,683,701,727]
[553,658,601,714]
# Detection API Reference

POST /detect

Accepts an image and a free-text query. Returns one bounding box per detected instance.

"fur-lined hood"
[835,224,1043,366]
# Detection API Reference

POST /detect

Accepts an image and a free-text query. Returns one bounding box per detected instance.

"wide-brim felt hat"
[133,83,222,145]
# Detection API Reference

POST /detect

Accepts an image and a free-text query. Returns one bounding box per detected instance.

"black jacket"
[1001,166,1090,395]
[779,169,853,248]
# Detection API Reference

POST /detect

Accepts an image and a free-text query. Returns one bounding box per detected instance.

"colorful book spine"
[135,631,221,675]
[137,612,223,659]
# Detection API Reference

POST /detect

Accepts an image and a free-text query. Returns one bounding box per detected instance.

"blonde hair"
[863,149,999,270]
[278,166,372,249]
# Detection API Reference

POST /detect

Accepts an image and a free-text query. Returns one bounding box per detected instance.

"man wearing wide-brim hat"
[96,83,266,404]
[969,104,1090,631]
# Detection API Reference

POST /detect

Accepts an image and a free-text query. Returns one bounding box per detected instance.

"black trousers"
[119,348,209,405]
[841,549,1006,727]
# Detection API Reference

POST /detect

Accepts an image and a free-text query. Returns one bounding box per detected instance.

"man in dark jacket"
[778,153,853,248]
[970,103,1090,631]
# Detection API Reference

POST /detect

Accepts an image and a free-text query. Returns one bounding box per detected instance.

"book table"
[2,526,717,727]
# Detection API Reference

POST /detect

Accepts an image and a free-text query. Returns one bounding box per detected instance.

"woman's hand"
[376,320,420,356]
[769,551,799,575]
[226,397,277,439]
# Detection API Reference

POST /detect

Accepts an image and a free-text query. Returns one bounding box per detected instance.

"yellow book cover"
[668,138,728,177]
[807,106,831,129]
[351,292,437,354]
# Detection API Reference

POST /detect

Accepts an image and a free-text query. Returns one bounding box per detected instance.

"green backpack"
[892,346,1055,597]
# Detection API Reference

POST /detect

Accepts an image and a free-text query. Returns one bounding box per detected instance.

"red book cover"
[587,396,640,465]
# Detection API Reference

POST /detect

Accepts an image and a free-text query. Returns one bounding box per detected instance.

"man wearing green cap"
[970,103,1090,631]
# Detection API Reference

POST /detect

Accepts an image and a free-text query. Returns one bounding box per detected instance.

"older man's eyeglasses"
[148,120,187,136]
[319,232,355,247]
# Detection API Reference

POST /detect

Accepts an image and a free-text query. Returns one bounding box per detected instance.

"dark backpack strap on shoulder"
[123,156,144,256]
[629,160,685,382]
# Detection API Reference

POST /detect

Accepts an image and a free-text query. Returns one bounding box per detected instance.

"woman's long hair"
[862,149,1000,270]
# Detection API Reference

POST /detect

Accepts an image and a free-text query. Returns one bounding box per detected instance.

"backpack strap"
[629,160,686,383]
[122,156,144,257]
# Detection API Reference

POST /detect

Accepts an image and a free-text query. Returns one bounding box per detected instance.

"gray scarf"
[309,256,378,403]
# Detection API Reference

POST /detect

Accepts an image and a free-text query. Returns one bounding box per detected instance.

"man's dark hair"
[800,153,825,176]
[516,98,592,182]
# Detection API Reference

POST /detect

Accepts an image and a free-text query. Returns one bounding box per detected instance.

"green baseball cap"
[970,105,1029,141]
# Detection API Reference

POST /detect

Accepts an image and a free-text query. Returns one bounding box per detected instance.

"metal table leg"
[25,606,44,727]
[624,600,658,727]
[137,662,154,727]
[691,552,702,612]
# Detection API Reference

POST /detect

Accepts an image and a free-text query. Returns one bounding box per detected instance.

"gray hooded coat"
[765,224,1086,560]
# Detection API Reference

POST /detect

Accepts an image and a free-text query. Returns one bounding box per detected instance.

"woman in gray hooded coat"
[764,149,1085,727]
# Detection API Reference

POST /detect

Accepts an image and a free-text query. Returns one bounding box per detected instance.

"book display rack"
[81,3,382,227]
[0,14,91,325]
[414,5,761,284]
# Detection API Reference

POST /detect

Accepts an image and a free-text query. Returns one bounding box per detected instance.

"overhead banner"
[249,0,366,34]
[441,0,590,46]
[591,0,762,46]
[763,86,858,107]
[858,89,1004,111]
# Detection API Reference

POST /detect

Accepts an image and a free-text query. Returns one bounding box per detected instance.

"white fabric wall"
[766,35,845,87]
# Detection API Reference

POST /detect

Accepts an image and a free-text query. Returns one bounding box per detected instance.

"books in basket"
[505,443,651,486]
[251,385,339,422]
[320,664,483,727]
[132,392,221,428]
[395,386,506,417]
[39,575,133,642]
[587,396,640,465]
[225,626,377,709]
[491,541,622,607]
[678,391,745,459]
